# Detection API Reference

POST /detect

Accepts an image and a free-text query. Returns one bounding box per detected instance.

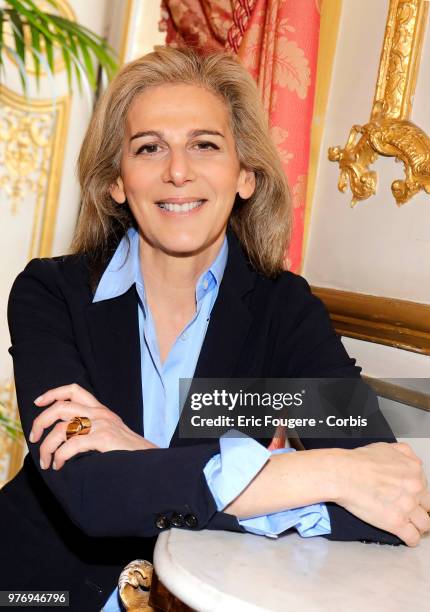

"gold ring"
[66,416,91,440]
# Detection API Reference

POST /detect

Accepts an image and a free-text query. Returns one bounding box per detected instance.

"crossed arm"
[30,383,430,547]
[10,258,430,545]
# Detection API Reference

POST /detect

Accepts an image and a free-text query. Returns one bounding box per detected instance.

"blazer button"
[171,513,185,528]
[184,513,198,528]
[155,514,170,530]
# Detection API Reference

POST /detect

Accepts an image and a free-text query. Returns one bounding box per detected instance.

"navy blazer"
[0,230,400,610]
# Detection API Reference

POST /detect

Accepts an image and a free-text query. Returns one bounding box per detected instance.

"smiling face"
[110,83,255,258]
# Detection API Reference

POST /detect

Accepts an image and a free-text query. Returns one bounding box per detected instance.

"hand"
[333,442,430,546]
[30,383,157,471]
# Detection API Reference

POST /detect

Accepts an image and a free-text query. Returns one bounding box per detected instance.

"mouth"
[155,199,207,214]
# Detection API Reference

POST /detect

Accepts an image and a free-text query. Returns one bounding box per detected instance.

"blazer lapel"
[170,231,256,447]
[85,286,144,435]
[195,230,255,379]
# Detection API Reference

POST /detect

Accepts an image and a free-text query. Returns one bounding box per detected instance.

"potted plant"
[0,0,118,93]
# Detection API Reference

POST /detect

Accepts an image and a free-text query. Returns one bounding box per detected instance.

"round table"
[153,528,430,611]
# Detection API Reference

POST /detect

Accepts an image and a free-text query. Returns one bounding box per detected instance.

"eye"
[135,143,160,155]
[194,141,220,151]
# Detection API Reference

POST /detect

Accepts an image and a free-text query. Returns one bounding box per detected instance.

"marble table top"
[154,528,430,612]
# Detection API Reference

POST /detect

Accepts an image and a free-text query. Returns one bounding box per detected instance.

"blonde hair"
[72,46,291,278]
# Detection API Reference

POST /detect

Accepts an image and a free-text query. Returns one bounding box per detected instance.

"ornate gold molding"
[0,86,71,487]
[0,84,71,258]
[328,0,430,206]
[312,285,430,355]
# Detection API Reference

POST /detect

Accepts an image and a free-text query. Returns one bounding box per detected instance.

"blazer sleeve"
[275,274,402,545]
[8,258,225,539]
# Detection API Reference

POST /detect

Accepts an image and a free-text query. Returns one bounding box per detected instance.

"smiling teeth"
[157,200,205,212]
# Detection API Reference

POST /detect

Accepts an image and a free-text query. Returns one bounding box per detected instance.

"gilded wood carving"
[329,0,430,206]
[119,559,154,612]
[0,85,70,488]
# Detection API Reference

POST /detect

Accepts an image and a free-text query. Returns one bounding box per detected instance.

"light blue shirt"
[97,228,330,612]
[94,227,226,448]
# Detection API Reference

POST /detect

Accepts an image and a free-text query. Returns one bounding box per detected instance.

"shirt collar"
[93,228,141,303]
[93,227,228,304]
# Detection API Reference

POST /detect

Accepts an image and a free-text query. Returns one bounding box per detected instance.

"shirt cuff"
[203,434,331,539]
[203,431,271,510]
[239,497,332,539]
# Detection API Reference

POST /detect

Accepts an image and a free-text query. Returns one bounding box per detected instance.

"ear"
[109,177,126,204]
[237,168,256,200]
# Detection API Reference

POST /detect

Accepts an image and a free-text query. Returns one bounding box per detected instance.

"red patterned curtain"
[160,0,320,272]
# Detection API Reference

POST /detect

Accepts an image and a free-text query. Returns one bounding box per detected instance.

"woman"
[1,46,429,611]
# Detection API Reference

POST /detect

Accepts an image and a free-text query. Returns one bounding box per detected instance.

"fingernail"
[52,461,58,470]
[40,459,46,470]
[34,395,44,404]
[29,431,34,443]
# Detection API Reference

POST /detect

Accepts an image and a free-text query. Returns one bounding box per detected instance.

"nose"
[162,148,195,186]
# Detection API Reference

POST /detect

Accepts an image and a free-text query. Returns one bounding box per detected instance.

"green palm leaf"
[9,8,25,63]
[8,8,27,91]
[30,20,40,83]
[47,14,117,78]
[67,30,82,91]
[0,0,118,95]
[61,43,72,92]
[41,27,54,74]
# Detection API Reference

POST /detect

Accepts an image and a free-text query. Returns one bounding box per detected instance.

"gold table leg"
[118,559,193,612]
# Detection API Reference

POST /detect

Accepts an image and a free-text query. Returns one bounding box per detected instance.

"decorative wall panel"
[0,85,71,487]
[0,86,71,257]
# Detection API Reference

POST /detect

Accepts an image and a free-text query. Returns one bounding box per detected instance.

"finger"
[408,506,430,535]
[39,421,68,470]
[53,434,99,470]
[396,521,421,547]
[34,384,100,409]
[30,401,94,443]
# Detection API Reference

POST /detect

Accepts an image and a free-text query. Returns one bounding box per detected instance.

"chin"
[158,232,216,257]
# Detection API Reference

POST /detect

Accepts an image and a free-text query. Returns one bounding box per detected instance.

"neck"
[138,232,225,314]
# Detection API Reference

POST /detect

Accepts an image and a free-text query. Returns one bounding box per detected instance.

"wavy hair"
[72,46,291,278]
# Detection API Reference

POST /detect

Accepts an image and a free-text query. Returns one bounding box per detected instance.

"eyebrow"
[129,129,225,142]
